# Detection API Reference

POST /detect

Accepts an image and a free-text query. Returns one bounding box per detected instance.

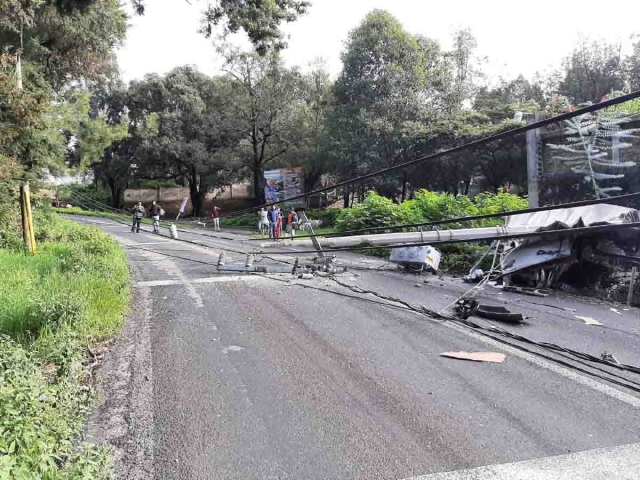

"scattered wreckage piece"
[453,299,526,324]
[440,351,506,363]
[575,315,603,326]
[475,305,525,324]
[389,245,441,273]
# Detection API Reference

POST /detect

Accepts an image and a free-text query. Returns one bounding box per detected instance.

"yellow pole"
[20,185,32,254]
[23,183,36,254]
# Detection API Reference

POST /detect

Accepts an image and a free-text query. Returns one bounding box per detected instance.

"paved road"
[77,216,640,480]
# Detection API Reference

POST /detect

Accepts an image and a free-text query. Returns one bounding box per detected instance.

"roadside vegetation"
[0,208,130,479]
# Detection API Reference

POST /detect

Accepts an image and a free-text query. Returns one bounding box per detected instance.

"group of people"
[131,200,164,234]
[258,206,298,239]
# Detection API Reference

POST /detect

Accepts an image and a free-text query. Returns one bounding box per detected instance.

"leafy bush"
[0,336,110,480]
[335,192,422,232]
[305,208,341,227]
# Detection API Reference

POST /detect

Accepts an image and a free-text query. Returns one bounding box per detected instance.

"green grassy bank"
[0,210,130,479]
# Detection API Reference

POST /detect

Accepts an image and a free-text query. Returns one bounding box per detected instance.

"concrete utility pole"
[526,112,544,208]
[628,266,637,307]
[20,184,36,254]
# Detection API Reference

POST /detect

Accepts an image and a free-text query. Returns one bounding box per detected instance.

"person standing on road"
[258,207,268,235]
[268,206,277,239]
[131,201,145,233]
[151,201,162,234]
[212,205,221,231]
[286,208,298,238]
[275,207,283,239]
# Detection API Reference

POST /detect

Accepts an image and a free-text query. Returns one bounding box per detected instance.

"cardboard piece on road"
[575,315,603,326]
[440,351,506,363]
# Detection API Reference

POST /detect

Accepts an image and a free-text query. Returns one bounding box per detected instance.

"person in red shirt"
[212,205,220,231]
[275,207,282,239]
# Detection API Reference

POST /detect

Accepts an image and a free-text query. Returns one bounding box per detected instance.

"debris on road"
[610,307,623,315]
[475,305,525,324]
[463,268,484,283]
[440,351,506,363]
[390,245,441,273]
[601,351,620,364]
[453,299,525,324]
[222,345,244,353]
[575,315,603,326]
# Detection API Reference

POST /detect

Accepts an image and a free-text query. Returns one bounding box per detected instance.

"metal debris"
[575,315,603,326]
[463,268,485,283]
[453,299,525,323]
[475,305,525,324]
[601,351,620,364]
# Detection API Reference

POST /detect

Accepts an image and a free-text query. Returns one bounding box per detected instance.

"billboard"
[263,167,305,207]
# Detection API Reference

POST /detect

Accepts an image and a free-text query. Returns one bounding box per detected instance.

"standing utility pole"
[526,112,544,208]
[20,184,36,254]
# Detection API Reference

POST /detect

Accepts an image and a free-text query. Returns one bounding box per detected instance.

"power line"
[221,89,640,218]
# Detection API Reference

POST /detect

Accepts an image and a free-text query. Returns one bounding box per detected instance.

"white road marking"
[134,275,268,288]
[123,241,171,246]
[402,442,640,480]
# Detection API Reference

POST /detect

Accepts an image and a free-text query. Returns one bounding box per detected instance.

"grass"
[0,209,130,479]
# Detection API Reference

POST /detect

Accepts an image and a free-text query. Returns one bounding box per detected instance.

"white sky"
[117,0,640,84]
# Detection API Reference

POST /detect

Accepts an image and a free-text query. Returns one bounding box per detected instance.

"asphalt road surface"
[75,216,640,480]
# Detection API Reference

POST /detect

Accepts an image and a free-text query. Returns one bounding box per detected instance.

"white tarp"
[505,204,638,230]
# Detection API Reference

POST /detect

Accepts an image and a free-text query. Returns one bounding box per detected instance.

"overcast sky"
[117,0,640,84]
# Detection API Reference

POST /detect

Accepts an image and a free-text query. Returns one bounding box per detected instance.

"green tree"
[220,48,305,204]
[200,0,311,55]
[436,28,482,114]
[330,10,438,201]
[275,61,333,194]
[626,38,640,92]
[0,0,126,90]
[558,40,625,105]
[126,67,238,215]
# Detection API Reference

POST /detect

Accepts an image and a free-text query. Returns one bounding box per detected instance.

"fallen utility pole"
[244,191,640,243]
[257,222,640,255]
[262,225,540,249]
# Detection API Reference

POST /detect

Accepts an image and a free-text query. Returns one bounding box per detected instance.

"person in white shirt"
[258,207,269,235]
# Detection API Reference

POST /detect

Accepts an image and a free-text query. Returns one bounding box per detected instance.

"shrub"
[0,336,110,480]
[0,212,129,479]
[335,192,422,232]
